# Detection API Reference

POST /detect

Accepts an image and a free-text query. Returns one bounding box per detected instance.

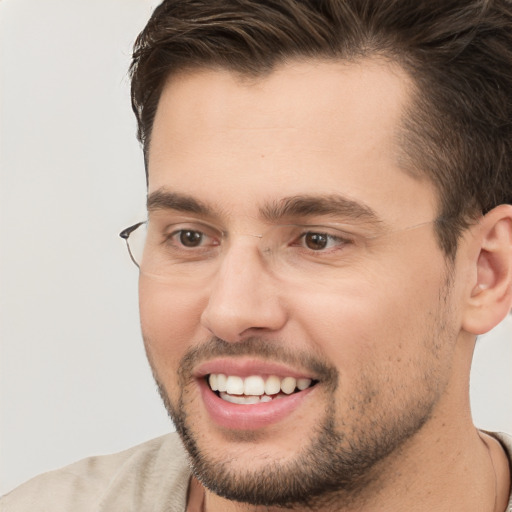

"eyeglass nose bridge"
[223,231,275,261]
[235,232,263,239]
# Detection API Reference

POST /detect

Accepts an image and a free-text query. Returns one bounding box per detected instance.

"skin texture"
[140,60,512,511]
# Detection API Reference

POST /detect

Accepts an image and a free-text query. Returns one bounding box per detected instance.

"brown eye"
[304,232,328,250]
[179,230,203,247]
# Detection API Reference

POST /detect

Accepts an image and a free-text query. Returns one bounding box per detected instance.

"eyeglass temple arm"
[119,221,146,268]
[119,221,145,240]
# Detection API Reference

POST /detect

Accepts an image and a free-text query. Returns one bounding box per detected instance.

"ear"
[462,204,512,335]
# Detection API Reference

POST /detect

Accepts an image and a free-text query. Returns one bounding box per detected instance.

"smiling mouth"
[207,373,318,404]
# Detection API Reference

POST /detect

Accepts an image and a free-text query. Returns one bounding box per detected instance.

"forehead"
[147,59,437,225]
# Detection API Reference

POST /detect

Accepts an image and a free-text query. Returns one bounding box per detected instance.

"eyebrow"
[260,194,382,225]
[147,189,382,225]
[147,189,214,216]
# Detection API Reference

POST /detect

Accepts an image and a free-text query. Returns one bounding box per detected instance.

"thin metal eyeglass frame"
[120,221,146,268]
[119,218,447,271]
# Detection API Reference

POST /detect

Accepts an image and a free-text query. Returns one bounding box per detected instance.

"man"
[2,0,511,511]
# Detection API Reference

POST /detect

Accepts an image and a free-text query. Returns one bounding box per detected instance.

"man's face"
[140,60,463,506]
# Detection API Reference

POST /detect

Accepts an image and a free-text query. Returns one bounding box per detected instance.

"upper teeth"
[208,374,312,396]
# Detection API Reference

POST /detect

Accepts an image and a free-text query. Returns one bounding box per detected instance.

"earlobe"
[462,205,512,335]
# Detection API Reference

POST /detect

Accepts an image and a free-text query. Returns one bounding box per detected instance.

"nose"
[200,240,287,342]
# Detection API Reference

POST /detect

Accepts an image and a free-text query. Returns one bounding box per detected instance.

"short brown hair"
[130,0,512,257]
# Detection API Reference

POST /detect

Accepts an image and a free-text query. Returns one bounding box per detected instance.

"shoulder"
[0,433,191,512]
[488,431,512,511]
[490,431,512,463]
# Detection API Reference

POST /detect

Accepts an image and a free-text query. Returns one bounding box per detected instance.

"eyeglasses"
[120,218,441,283]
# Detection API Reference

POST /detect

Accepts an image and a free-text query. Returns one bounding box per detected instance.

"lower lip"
[198,379,315,430]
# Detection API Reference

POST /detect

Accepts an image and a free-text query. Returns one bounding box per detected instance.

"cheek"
[289,249,450,379]
[292,280,450,429]
[139,277,208,380]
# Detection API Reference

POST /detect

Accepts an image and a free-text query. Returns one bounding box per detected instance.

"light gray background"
[1,0,511,496]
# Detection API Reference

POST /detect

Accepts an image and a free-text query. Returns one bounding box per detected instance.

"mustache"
[178,336,339,387]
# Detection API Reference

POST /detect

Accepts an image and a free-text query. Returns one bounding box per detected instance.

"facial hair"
[146,328,450,510]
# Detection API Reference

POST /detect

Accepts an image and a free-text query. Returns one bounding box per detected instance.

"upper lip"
[193,357,317,381]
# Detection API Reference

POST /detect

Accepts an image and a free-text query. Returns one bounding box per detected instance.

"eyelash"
[293,231,353,251]
[166,229,218,247]
[163,227,354,254]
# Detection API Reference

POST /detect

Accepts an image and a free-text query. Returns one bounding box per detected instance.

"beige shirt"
[2,432,512,511]
[1,434,191,512]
